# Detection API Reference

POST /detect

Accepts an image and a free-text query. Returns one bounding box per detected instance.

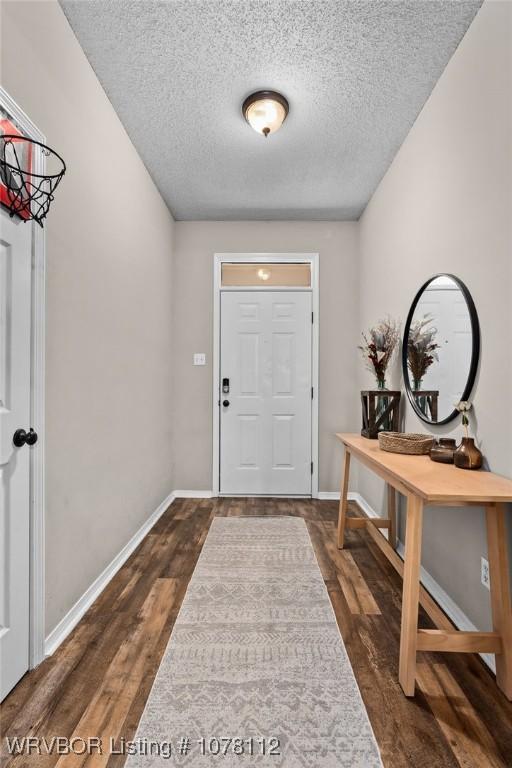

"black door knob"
[222,400,230,407]
[13,428,38,448]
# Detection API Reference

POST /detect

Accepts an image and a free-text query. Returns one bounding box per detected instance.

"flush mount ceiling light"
[242,90,289,137]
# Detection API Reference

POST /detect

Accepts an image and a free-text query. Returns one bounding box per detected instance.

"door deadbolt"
[222,378,230,394]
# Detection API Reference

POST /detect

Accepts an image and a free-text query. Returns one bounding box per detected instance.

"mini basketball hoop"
[0,134,66,227]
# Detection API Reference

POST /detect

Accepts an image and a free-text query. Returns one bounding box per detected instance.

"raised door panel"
[238,415,260,468]
[272,414,294,469]
[238,333,260,396]
[272,333,294,396]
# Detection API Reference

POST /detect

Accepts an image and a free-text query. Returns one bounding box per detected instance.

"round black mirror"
[402,274,480,425]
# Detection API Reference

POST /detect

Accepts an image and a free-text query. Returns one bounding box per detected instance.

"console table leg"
[486,503,512,700]
[388,484,397,550]
[399,495,423,696]
[337,450,351,549]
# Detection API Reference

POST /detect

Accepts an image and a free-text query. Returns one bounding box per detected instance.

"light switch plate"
[193,353,206,366]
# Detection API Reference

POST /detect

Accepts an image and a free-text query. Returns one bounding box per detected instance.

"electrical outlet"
[193,353,206,366]
[481,556,490,590]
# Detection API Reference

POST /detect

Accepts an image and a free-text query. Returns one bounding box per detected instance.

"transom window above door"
[221,262,311,287]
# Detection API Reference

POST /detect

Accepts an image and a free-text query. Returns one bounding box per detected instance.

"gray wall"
[172,221,360,492]
[2,1,176,634]
[357,0,512,631]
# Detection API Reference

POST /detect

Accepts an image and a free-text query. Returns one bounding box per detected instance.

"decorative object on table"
[430,437,457,464]
[454,437,483,469]
[402,274,480,426]
[453,400,483,469]
[0,124,66,227]
[358,316,400,389]
[378,431,434,455]
[360,390,401,439]
[358,317,400,434]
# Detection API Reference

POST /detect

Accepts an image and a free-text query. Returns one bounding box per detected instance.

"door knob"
[13,428,38,448]
[222,400,230,407]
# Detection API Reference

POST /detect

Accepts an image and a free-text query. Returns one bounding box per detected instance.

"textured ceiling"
[60,0,482,221]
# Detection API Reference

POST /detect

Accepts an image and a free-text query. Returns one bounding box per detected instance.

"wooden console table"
[336,433,512,700]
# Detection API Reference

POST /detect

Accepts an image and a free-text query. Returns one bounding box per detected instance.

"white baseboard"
[176,490,342,500]
[44,491,175,657]
[318,491,365,508]
[173,490,215,498]
[349,493,496,673]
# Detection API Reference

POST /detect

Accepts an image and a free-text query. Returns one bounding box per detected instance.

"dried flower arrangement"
[407,314,440,389]
[455,400,472,437]
[358,317,400,388]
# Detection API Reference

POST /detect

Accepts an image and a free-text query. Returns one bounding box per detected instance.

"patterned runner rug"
[127,516,382,767]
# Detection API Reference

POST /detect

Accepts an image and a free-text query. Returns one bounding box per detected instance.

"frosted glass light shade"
[242,91,289,137]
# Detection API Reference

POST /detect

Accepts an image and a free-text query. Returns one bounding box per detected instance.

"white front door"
[220,290,312,495]
[0,210,32,700]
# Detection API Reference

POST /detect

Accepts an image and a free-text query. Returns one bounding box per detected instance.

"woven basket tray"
[378,432,434,455]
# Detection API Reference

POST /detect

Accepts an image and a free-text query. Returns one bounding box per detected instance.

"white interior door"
[220,290,312,495]
[0,209,32,700]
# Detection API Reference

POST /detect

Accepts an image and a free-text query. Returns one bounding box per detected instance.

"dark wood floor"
[2,498,511,768]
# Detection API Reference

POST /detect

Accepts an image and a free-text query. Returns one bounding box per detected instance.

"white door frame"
[1,87,46,668]
[212,253,319,497]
